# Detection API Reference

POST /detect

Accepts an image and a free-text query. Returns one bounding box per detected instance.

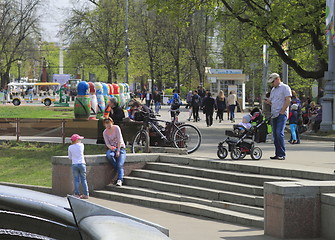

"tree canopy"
[147,0,327,80]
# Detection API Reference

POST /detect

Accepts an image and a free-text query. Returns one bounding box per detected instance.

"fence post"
[61,119,66,145]
[16,118,20,142]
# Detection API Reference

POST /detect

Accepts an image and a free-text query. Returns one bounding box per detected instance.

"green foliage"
[164,88,174,95]
[0,141,108,187]
[179,86,188,98]
[63,0,126,83]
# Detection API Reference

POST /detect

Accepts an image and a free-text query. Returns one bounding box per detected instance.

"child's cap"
[291,104,299,111]
[71,134,84,142]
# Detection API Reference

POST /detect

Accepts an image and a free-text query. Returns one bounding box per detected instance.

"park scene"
[1,0,335,239]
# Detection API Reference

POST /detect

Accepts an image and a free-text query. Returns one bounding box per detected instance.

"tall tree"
[146,0,327,80]
[0,0,41,88]
[63,0,125,83]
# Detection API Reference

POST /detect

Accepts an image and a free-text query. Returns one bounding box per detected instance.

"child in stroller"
[217,109,269,160]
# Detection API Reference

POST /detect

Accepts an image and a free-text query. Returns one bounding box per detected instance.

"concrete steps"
[103,185,264,216]
[123,176,264,207]
[130,169,264,196]
[144,162,301,186]
[93,156,325,229]
[93,189,264,228]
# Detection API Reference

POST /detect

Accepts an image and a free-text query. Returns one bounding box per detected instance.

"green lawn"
[0,141,107,187]
[0,105,74,118]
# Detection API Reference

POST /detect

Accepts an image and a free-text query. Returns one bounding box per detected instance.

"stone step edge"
[158,156,335,181]
[92,190,264,229]
[131,169,264,194]
[145,162,304,184]
[105,184,264,217]
[123,176,264,207]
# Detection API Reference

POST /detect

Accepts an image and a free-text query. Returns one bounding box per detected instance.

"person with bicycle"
[169,92,181,120]
[103,117,126,186]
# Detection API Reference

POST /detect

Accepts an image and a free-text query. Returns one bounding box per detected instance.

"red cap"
[71,134,84,142]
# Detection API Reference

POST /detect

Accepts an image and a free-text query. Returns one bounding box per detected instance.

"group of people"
[67,74,325,198]
[139,89,162,115]
[184,88,239,127]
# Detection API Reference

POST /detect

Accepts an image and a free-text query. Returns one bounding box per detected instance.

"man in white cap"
[265,73,292,160]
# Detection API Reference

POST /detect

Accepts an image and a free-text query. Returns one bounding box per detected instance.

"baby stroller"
[217,110,270,160]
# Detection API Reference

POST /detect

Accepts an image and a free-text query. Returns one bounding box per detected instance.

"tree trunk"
[1,70,10,89]
[107,67,113,83]
[149,62,155,93]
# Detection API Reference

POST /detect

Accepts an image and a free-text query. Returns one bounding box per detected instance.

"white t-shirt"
[269,82,292,118]
[68,143,85,164]
[227,94,237,106]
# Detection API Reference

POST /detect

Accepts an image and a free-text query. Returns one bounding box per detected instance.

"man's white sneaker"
[116,180,123,186]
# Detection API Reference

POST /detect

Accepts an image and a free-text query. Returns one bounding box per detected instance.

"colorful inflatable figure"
[54,84,70,107]
[102,82,109,107]
[111,83,119,105]
[74,81,90,120]
[88,82,97,117]
[95,82,105,119]
[107,83,114,99]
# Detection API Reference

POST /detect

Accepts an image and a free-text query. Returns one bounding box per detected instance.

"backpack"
[171,97,181,109]
[193,95,200,107]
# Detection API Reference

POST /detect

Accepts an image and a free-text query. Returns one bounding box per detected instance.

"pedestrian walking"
[191,90,201,122]
[202,92,216,127]
[169,92,182,120]
[288,104,299,144]
[153,90,161,114]
[103,117,126,186]
[68,134,89,199]
[186,90,193,121]
[288,90,302,144]
[145,91,152,108]
[227,91,237,122]
[265,73,292,160]
[216,90,226,123]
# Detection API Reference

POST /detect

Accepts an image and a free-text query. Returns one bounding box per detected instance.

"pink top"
[103,125,125,149]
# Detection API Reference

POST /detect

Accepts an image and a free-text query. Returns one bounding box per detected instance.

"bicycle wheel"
[131,130,150,153]
[172,124,201,154]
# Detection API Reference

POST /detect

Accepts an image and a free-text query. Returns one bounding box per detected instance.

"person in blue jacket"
[169,91,182,120]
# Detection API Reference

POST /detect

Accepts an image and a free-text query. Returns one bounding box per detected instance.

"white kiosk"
[206,68,248,110]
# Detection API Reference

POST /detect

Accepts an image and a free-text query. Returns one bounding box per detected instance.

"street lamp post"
[125,0,129,84]
[17,60,22,81]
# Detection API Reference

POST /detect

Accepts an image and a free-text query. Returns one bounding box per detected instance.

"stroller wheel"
[230,148,242,160]
[217,146,228,159]
[251,147,262,160]
[240,152,247,159]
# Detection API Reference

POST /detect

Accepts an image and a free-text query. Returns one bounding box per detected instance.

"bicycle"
[131,110,202,154]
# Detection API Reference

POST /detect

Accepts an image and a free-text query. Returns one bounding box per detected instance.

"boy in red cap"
[68,134,89,199]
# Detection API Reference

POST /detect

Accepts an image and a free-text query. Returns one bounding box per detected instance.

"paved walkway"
[1,105,333,240]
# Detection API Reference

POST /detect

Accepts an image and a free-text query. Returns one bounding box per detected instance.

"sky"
[39,0,73,42]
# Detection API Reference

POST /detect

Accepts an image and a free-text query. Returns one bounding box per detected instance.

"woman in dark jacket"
[202,92,216,127]
[216,90,226,123]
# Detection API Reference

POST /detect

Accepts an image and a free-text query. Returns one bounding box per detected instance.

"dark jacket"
[289,110,299,124]
[202,97,216,114]
[216,96,226,110]
[153,93,161,103]
[105,105,125,123]
[191,94,201,108]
